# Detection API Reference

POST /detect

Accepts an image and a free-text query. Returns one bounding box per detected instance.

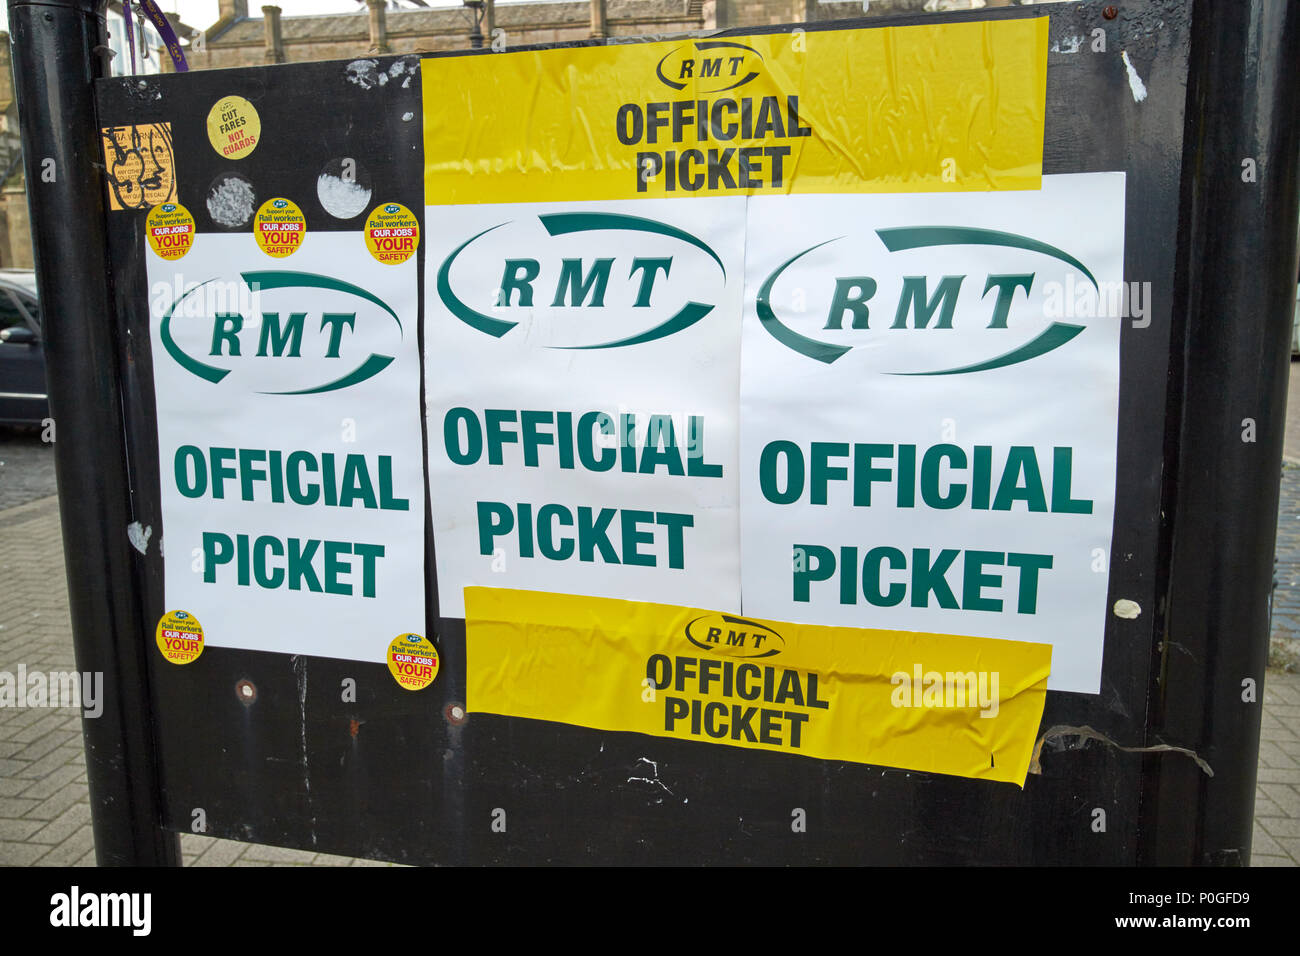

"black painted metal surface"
[60,0,1300,864]
[1145,0,1300,866]
[6,0,179,866]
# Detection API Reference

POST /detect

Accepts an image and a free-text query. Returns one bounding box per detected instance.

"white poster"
[425,198,746,617]
[147,232,427,660]
[738,174,1126,693]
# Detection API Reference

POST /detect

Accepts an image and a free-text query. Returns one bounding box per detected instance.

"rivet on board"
[1112,599,1141,619]
[236,679,258,704]
[445,703,467,725]
[1103,6,1118,19]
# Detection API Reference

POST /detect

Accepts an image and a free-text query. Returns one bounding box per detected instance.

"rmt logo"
[655,40,763,93]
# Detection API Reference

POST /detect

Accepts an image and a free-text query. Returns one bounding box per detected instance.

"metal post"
[6,0,179,865]
[1146,0,1300,864]
[465,0,484,49]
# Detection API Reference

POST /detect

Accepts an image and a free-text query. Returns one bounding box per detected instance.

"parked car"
[0,268,48,426]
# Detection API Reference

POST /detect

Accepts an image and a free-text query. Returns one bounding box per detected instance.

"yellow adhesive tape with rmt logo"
[424,17,1048,204]
[465,587,1052,786]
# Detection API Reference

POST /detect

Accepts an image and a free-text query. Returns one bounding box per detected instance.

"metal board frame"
[9,0,1294,864]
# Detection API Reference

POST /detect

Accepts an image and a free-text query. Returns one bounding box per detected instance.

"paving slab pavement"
[0,495,392,866]
[5,362,1300,867]
[0,485,1297,865]
[0,430,57,513]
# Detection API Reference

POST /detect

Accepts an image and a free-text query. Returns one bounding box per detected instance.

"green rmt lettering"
[891,275,965,329]
[498,257,674,308]
[319,313,356,358]
[824,277,878,329]
[210,313,243,356]
[256,312,305,357]
[498,259,540,306]
[821,273,1034,332]
[551,258,614,307]
[210,311,355,357]
[982,274,1034,329]
[630,257,671,307]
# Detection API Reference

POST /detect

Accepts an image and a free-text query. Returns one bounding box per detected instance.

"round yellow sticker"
[386,633,439,691]
[207,95,260,160]
[364,203,419,265]
[254,198,306,258]
[156,610,204,665]
[145,202,195,261]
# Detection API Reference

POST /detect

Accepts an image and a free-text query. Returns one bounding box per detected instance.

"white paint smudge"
[349,55,418,91]
[207,176,255,228]
[317,173,371,220]
[402,111,414,122]
[127,522,151,554]
[1121,51,1148,103]
[346,59,380,90]
[1113,598,1142,619]
[627,756,673,795]
[1051,35,1085,53]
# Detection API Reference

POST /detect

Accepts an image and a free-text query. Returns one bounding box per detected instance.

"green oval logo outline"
[438,211,725,350]
[159,271,401,394]
[757,227,1097,373]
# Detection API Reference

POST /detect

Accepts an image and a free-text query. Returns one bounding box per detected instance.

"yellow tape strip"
[466,587,1051,785]
[424,18,1047,203]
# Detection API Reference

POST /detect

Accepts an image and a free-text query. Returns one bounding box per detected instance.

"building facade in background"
[2,0,1014,266]
[2,2,192,267]
[184,0,966,69]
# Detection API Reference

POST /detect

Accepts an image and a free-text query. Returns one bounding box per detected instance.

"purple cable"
[136,0,190,73]
[122,0,137,74]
